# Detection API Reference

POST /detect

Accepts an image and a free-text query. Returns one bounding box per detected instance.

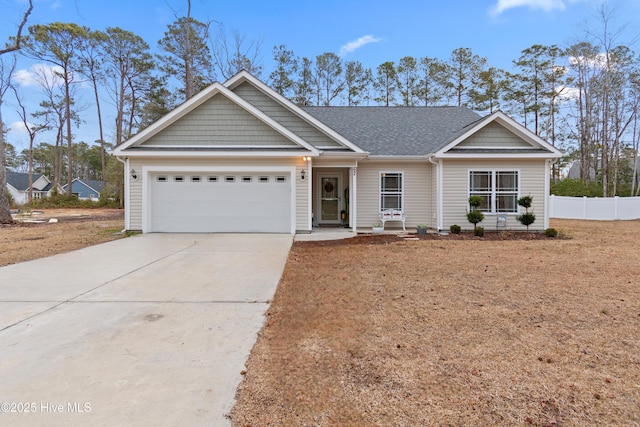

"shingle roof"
[62,178,105,193]
[6,171,45,191]
[301,106,482,156]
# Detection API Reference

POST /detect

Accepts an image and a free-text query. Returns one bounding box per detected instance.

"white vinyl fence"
[549,195,640,220]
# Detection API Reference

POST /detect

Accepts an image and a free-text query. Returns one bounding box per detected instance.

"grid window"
[380,172,403,211]
[469,170,519,213]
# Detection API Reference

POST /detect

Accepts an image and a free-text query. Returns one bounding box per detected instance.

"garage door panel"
[150,172,292,233]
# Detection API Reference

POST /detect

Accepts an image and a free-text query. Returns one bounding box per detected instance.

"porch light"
[301,169,306,181]
[130,169,138,180]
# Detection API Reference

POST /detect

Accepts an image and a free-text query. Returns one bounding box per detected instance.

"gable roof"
[435,110,563,158]
[112,82,320,157]
[225,71,366,154]
[6,171,48,191]
[62,178,104,193]
[302,106,482,156]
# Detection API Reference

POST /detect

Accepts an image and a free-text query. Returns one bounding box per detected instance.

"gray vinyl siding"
[127,157,309,232]
[232,82,343,148]
[441,159,547,231]
[139,95,297,147]
[456,122,532,148]
[355,161,433,229]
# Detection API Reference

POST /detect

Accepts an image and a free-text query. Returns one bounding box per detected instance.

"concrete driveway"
[0,233,292,427]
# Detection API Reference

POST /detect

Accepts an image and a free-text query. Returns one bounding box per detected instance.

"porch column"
[350,166,357,232]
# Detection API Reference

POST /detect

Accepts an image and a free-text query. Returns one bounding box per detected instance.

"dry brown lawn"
[0,208,125,267]
[232,220,640,426]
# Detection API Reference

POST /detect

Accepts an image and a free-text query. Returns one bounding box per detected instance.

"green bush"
[517,195,532,209]
[551,178,603,197]
[517,212,536,229]
[474,226,484,237]
[544,228,558,238]
[468,195,483,209]
[467,195,485,231]
[450,224,461,234]
[467,210,484,229]
[517,195,536,230]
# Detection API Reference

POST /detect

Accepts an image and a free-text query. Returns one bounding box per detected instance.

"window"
[225,176,235,182]
[259,176,269,183]
[208,176,218,182]
[174,176,184,182]
[380,172,403,211]
[242,176,252,182]
[276,176,286,183]
[156,176,167,182]
[469,170,519,213]
[191,176,201,182]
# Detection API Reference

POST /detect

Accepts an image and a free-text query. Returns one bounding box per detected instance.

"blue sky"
[2,0,640,151]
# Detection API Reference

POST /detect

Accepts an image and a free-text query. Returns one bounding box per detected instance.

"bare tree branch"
[0,0,34,56]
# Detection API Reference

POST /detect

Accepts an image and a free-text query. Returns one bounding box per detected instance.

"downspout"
[427,155,443,231]
[544,159,552,230]
[116,156,130,232]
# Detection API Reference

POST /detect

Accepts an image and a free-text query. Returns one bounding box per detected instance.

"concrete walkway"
[0,234,292,427]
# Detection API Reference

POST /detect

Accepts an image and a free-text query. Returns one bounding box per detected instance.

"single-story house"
[62,178,104,201]
[6,171,60,205]
[112,71,562,234]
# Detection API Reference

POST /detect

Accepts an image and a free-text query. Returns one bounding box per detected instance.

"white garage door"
[150,172,292,233]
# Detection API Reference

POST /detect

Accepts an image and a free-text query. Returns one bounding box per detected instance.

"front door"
[319,175,341,224]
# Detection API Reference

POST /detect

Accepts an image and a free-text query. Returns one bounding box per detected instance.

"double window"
[380,172,403,211]
[469,170,519,213]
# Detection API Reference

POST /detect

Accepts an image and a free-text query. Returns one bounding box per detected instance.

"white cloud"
[12,63,64,88]
[8,120,31,135]
[556,85,580,101]
[339,35,382,57]
[490,0,566,16]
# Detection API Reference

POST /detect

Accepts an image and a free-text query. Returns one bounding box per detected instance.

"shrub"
[517,195,536,230]
[517,195,532,209]
[474,226,484,237]
[544,228,558,238]
[450,224,461,234]
[468,195,483,209]
[467,196,484,231]
[517,212,536,229]
[467,210,484,230]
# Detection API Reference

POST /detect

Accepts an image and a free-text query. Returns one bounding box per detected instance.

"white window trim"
[378,171,405,212]
[468,168,521,214]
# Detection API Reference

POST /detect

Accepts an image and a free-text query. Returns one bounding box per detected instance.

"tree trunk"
[0,116,14,223]
[65,74,73,196]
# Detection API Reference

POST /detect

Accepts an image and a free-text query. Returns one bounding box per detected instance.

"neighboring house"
[6,171,60,205]
[112,71,562,234]
[62,178,104,201]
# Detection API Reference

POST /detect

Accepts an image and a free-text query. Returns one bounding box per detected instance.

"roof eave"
[112,150,319,158]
